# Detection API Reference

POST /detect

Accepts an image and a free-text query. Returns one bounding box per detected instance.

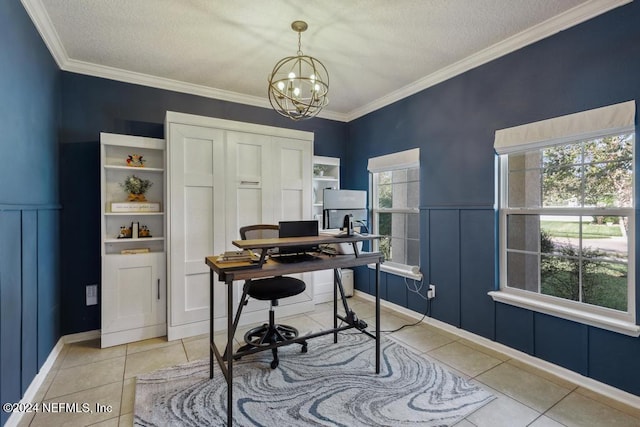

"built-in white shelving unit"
[312,155,340,223]
[100,132,166,348]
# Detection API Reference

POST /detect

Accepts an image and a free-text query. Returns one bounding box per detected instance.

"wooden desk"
[205,234,383,426]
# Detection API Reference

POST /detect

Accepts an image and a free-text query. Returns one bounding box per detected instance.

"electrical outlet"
[427,284,436,299]
[86,284,98,306]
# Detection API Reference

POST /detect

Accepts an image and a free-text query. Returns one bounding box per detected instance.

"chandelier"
[268,21,329,121]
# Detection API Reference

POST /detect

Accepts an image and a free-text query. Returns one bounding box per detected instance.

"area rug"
[134,333,494,426]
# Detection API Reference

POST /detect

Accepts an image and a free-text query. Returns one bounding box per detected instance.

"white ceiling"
[22,0,628,122]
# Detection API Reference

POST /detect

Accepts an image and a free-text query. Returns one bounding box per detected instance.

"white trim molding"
[4,330,101,427]
[355,291,640,410]
[21,0,632,123]
[346,0,633,121]
[489,290,640,337]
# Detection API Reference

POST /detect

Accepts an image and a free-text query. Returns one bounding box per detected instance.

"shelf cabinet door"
[102,253,166,335]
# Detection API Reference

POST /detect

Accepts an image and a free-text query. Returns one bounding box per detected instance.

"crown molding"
[66,58,349,122]
[20,0,349,122]
[66,57,270,108]
[20,0,67,68]
[22,0,629,124]
[345,0,632,121]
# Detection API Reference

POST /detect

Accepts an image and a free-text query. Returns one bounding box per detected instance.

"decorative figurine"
[126,154,146,167]
[139,225,152,238]
[117,225,132,239]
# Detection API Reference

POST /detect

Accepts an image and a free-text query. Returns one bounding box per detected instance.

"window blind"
[367,148,420,173]
[494,100,635,154]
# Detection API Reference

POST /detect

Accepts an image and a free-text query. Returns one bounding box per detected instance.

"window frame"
[367,149,421,279]
[493,132,639,336]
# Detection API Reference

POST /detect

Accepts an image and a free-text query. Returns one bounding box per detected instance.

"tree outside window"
[505,133,633,312]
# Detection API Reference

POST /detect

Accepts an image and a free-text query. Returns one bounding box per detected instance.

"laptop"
[276,220,319,261]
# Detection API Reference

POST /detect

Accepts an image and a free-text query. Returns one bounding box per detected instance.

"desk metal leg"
[226,278,234,426]
[333,269,338,343]
[375,262,380,374]
[209,271,214,379]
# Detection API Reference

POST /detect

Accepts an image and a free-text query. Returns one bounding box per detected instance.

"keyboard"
[272,253,319,263]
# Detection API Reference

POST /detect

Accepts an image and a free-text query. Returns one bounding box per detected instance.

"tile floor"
[15,297,640,427]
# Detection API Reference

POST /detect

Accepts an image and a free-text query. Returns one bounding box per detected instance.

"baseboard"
[64,329,101,344]
[353,290,640,409]
[101,325,166,348]
[5,330,101,427]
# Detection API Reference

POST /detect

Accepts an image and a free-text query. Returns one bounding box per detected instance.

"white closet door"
[272,137,312,221]
[226,131,274,234]
[271,136,315,308]
[167,124,226,340]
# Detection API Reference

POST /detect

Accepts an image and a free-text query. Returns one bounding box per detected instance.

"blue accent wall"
[58,73,349,334]
[4,0,640,410]
[349,1,640,396]
[0,0,61,423]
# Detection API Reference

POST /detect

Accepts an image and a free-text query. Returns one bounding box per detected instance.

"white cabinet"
[166,112,314,340]
[101,253,166,345]
[312,156,340,223]
[100,133,166,347]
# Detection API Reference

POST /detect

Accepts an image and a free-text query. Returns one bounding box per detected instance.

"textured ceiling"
[23,0,626,121]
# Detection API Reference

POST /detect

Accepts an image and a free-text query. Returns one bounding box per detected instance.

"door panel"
[168,124,226,332]
[271,137,315,305]
[102,253,165,332]
[227,131,273,234]
[272,137,312,222]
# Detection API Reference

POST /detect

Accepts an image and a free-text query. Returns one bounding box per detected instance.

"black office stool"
[238,225,308,369]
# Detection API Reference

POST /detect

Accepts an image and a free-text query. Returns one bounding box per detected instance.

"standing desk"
[205,234,383,426]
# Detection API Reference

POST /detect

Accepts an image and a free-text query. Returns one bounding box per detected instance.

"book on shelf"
[110,202,161,213]
[120,248,150,255]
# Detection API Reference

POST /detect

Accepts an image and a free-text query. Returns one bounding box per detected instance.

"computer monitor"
[322,189,368,232]
[324,209,368,231]
[278,220,319,255]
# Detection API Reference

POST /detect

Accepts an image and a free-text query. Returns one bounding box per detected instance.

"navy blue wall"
[0,1,61,424]
[5,0,640,410]
[59,73,349,334]
[348,2,640,395]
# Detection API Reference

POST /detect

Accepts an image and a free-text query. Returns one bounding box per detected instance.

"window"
[368,148,420,275]
[492,101,639,336]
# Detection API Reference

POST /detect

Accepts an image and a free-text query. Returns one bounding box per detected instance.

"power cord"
[340,298,431,336]
[378,297,432,334]
[341,273,433,335]
[354,220,369,234]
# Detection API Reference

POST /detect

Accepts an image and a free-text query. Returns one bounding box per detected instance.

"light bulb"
[310,74,316,82]
[314,83,320,92]
[293,87,301,97]
[288,72,296,79]
[277,81,285,91]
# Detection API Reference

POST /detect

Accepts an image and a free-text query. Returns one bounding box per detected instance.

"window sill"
[368,262,423,281]
[489,290,640,337]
